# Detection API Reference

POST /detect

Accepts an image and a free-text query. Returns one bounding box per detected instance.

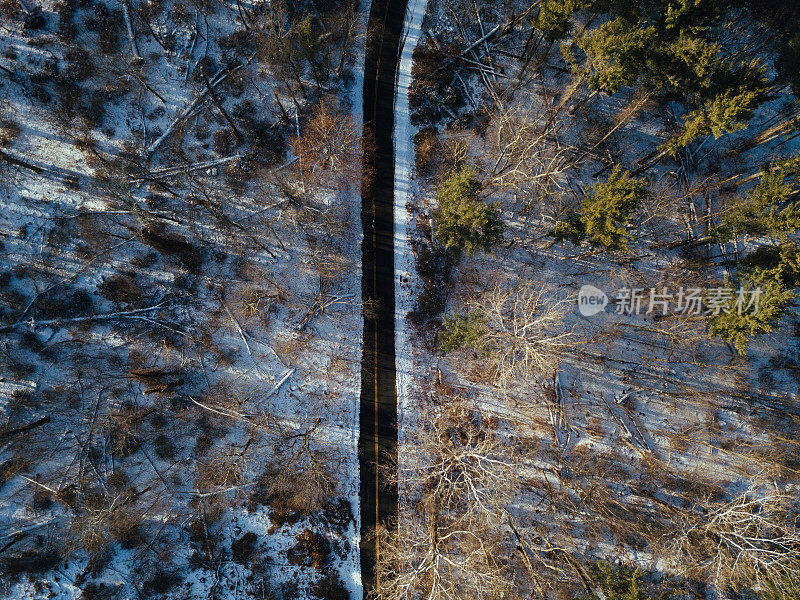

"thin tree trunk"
[0,149,43,174]
[202,72,244,143]
[0,417,51,441]
[122,0,141,60]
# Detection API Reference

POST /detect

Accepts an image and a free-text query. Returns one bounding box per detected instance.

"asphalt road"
[359,0,409,592]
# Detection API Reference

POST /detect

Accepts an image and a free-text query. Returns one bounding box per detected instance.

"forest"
[0,0,366,598]
[0,0,799,599]
[391,0,800,599]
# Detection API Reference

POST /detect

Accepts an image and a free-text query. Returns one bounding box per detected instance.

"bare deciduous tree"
[667,485,800,598]
[375,403,518,600]
[476,281,575,391]
[290,101,361,192]
[482,105,574,213]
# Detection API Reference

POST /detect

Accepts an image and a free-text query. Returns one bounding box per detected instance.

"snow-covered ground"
[0,0,371,598]
[391,0,800,596]
[394,0,428,471]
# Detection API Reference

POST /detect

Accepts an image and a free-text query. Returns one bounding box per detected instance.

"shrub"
[277,581,301,600]
[408,278,446,328]
[778,33,800,97]
[245,121,286,164]
[106,470,128,489]
[153,434,177,461]
[55,0,78,40]
[231,531,258,564]
[287,529,331,570]
[70,510,111,556]
[20,329,45,353]
[193,448,245,515]
[1,549,60,578]
[194,433,213,456]
[0,118,21,148]
[433,168,502,254]
[32,488,54,511]
[108,422,142,459]
[30,85,52,104]
[288,463,336,516]
[247,461,334,524]
[142,569,182,597]
[97,273,143,306]
[55,484,78,508]
[80,583,125,599]
[86,2,122,55]
[550,210,586,245]
[310,574,349,600]
[415,238,450,282]
[194,55,218,82]
[290,102,360,190]
[64,48,94,81]
[35,287,93,320]
[413,127,440,176]
[131,252,159,268]
[195,122,211,141]
[109,509,144,548]
[0,0,20,21]
[269,503,305,527]
[322,498,353,529]
[409,39,463,125]
[23,6,46,30]
[219,29,254,53]
[583,561,653,600]
[407,238,453,327]
[213,128,239,155]
[187,508,223,550]
[140,226,202,272]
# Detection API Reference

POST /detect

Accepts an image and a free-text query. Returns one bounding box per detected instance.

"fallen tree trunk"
[145,66,241,158]
[0,149,44,174]
[0,417,51,441]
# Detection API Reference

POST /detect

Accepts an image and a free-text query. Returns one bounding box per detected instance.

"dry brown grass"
[585,416,606,439]
[272,331,314,365]
[0,117,21,147]
[194,446,245,492]
[413,127,441,176]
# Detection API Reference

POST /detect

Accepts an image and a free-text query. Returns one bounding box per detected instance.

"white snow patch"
[394,0,429,433]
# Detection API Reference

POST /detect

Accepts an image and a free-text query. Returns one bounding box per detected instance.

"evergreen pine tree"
[708,274,795,355]
[777,33,800,96]
[665,60,767,154]
[575,0,721,96]
[439,312,487,353]
[657,31,718,93]
[568,0,772,158]
[741,242,800,287]
[577,17,657,93]
[581,165,647,250]
[535,0,586,41]
[433,168,503,254]
[714,154,800,241]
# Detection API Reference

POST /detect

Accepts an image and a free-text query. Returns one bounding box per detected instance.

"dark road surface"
[359,0,409,592]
